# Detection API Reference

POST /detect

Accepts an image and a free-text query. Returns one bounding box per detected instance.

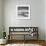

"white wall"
[3,0,45,40]
[0,0,2,29]
[0,0,3,38]
[45,0,46,40]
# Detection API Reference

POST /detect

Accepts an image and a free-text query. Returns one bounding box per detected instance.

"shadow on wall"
[0,31,3,39]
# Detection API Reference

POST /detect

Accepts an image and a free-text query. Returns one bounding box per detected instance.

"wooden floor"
[8,40,46,46]
[0,40,46,46]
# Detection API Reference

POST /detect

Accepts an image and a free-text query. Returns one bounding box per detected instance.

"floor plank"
[0,40,45,46]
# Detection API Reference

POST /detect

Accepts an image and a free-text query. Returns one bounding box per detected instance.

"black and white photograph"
[16,5,30,19]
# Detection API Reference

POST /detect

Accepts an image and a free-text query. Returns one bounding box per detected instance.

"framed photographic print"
[16,5,30,19]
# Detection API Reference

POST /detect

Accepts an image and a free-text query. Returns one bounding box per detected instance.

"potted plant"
[0,26,7,44]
